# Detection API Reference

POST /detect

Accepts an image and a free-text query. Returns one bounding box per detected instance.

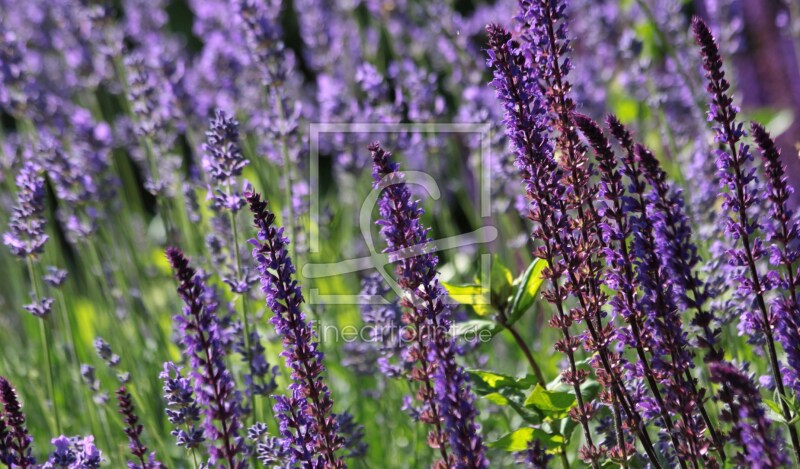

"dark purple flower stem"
[246,192,344,468]
[751,123,799,305]
[635,144,726,460]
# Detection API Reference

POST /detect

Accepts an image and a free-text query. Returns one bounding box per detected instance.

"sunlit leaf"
[489,427,564,452]
[508,259,548,324]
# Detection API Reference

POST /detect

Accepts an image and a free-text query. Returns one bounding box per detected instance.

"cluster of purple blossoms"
[484,1,773,466]
[750,123,800,396]
[166,247,247,469]
[369,142,488,469]
[42,435,102,469]
[710,362,790,468]
[203,109,249,213]
[247,190,344,468]
[3,161,48,259]
[349,273,408,380]
[160,362,205,450]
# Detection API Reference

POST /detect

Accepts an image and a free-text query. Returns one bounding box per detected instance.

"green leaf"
[468,370,528,390]
[491,256,514,304]
[442,283,484,304]
[450,320,499,338]
[483,392,510,406]
[489,428,565,452]
[524,384,577,418]
[764,398,787,424]
[471,303,496,317]
[508,259,547,324]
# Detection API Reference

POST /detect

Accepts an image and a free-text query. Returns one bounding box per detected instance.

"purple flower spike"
[160,362,205,449]
[710,362,789,468]
[246,191,345,468]
[0,376,35,469]
[166,247,247,469]
[694,16,800,460]
[751,123,800,396]
[116,387,165,469]
[635,144,721,361]
[3,162,48,259]
[203,109,249,213]
[370,142,488,469]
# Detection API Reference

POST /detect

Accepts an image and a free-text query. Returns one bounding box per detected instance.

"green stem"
[500,316,546,388]
[27,257,60,434]
[559,450,569,469]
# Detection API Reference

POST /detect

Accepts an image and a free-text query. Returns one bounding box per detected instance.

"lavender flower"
[235,330,279,398]
[166,247,247,468]
[370,142,487,469]
[636,144,721,360]
[335,412,367,460]
[94,337,121,368]
[486,23,600,462]
[3,162,48,258]
[116,387,165,469]
[124,54,179,196]
[23,297,54,319]
[247,423,291,468]
[43,435,102,469]
[43,267,68,288]
[203,109,249,213]
[43,436,76,468]
[247,191,344,468]
[487,20,660,467]
[160,362,205,450]
[710,362,789,468]
[0,376,35,469]
[350,273,407,379]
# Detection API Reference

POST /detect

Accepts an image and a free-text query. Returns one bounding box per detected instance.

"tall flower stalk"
[3,161,59,434]
[751,123,800,397]
[202,109,267,422]
[710,362,789,468]
[693,17,800,462]
[369,142,488,469]
[166,247,247,469]
[246,190,344,468]
[487,11,660,466]
[116,386,166,469]
[485,24,598,465]
[515,3,672,465]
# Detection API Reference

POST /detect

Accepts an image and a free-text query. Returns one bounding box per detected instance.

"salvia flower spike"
[0,376,35,469]
[116,387,166,469]
[246,190,345,468]
[369,142,488,469]
[694,16,800,462]
[166,247,247,469]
